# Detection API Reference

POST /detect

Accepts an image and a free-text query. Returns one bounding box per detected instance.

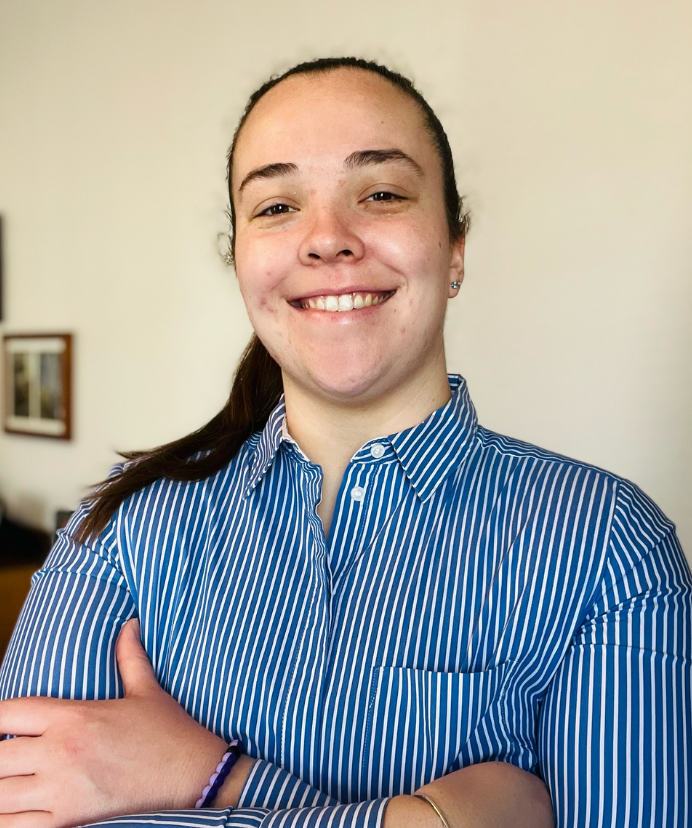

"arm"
[0,508,551,828]
[387,762,553,827]
[71,762,551,828]
[0,516,386,827]
[537,518,692,827]
[2,620,551,828]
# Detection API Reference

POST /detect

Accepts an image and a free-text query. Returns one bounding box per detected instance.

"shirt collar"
[244,374,478,501]
[244,397,287,498]
[386,374,478,501]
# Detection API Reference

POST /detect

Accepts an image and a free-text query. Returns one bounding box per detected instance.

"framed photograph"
[2,334,73,439]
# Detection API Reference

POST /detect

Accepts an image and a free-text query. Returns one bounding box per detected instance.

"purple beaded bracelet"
[195,739,243,809]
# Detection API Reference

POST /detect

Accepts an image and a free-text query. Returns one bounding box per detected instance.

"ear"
[448,236,465,298]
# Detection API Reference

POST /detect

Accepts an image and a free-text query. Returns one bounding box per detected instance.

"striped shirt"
[1,375,690,828]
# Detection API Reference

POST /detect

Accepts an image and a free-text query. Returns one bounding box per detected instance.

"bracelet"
[195,739,243,809]
[414,793,451,828]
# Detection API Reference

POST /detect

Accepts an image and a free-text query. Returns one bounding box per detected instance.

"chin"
[300,359,396,403]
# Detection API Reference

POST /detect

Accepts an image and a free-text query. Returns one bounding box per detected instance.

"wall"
[0,0,690,562]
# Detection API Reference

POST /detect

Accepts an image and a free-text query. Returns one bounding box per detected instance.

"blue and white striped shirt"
[1,375,690,827]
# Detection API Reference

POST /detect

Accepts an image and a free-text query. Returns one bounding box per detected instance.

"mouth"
[289,289,396,313]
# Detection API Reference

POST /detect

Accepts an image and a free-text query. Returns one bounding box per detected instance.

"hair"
[75,56,470,543]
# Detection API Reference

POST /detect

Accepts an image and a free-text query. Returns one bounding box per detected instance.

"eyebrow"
[237,148,423,195]
[344,148,424,176]
[238,162,299,194]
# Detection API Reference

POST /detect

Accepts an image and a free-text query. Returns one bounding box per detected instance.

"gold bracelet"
[414,793,451,828]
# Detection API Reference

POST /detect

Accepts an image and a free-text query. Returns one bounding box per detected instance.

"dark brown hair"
[76,56,469,543]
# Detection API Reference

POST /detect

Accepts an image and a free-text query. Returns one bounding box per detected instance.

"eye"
[257,203,296,217]
[366,191,406,202]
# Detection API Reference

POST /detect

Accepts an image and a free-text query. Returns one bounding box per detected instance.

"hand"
[0,618,254,828]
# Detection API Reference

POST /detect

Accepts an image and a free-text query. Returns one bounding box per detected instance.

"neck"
[282,361,452,537]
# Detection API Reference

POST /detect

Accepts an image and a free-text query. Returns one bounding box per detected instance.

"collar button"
[370,443,385,459]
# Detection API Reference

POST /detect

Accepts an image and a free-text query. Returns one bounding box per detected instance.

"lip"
[289,289,396,312]
[287,286,397,303]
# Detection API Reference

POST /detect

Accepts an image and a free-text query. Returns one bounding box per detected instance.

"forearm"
[397,761,554,828]
[78,762,551,828]
[225,757,552,828]
[223,750,552,828]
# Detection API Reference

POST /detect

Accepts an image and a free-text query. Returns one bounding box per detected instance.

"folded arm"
[68,759,551,828]
[0,521,551,828]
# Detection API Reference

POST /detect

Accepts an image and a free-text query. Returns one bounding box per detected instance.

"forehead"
[232,69,436,183]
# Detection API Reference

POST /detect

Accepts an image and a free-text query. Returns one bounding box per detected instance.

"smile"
[291,290,396,312]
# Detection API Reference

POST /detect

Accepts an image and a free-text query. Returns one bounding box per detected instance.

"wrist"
[384,794,441,827]
[211,754,257,808]
[180,732,229,808]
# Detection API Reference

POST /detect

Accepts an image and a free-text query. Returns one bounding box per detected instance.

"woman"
[0,58,689,828]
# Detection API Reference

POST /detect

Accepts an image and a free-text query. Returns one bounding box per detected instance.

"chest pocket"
[361,662,509,798]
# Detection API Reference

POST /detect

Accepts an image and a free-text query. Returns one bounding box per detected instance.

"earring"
[450,281,461,289]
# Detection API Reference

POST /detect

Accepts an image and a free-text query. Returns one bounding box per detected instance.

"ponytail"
[75,335,282,543]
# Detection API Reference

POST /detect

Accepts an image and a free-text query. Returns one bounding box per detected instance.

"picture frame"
[2,334,73,440]
[0,216,4,322]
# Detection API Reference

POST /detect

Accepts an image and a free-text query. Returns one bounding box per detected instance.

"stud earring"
[450,281,461,289]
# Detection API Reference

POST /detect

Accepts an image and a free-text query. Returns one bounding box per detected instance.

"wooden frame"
[2,334,73,440]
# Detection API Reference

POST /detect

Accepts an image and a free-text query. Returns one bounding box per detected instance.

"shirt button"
[350,486,365,502]
[370,443,385,459]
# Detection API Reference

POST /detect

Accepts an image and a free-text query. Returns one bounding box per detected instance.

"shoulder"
[474,425,616,476]
[469,424,623,496]
[466,427,689,622]
[467,425,677,555]
[123,436,260,518]
[69,433,263,551]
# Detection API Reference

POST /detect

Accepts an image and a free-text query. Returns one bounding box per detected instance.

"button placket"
[350,486,366,502]
[327,464,371,586]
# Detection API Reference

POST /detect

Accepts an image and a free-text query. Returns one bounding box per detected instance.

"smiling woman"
[0,57,690,828]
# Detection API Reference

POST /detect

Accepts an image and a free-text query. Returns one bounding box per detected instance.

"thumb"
[116,618,159,697]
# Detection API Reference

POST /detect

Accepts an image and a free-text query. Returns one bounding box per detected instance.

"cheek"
[365,218,447,274]
[235,240,289,305]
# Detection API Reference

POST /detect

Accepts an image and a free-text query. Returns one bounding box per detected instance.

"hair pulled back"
[76,57,469,542]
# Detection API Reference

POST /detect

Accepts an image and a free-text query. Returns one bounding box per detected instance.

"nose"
[298,206,364,266]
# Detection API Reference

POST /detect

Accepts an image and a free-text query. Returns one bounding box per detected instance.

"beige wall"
[0,0,690,563]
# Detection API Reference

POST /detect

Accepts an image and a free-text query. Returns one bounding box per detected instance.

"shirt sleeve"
[77,799,389,828]
[0,505,391,828]
[0,501,135,701]
[537,482,692,828]
[70,760,387,828]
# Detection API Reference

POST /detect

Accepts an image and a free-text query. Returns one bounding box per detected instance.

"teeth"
[300,291,392,312]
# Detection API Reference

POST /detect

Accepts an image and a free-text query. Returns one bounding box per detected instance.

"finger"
[0,699,70,738]
[0,738,39,779]
[0,813,52,828]
[116,618,159,696]
[0,775,42,816]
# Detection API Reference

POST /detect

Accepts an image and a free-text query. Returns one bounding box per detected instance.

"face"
[232,69,464,406]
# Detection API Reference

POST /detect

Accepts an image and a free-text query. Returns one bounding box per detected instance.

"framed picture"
[2,334,73,439]
[0,216,4,321]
